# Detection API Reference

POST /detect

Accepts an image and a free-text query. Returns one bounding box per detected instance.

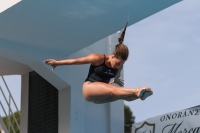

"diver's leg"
[82,81,152,103]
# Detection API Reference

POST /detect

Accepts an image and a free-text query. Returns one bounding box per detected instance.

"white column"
[110,101,124,133]
[58,87,71,133]
[20,73,29,133]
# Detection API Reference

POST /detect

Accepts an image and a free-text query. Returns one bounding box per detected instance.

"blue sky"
[124,0,200,122]
[0,0,199,124]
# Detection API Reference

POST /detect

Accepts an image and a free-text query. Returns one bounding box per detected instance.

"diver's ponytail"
[113,21,129,61]
[118,21,128,44]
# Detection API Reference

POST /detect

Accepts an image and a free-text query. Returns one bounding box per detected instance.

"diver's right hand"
[44,59,58,72]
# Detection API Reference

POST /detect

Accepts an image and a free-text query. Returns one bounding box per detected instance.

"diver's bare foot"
[135,87,152,98]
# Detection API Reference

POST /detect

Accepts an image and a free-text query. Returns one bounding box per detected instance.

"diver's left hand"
[111,78,124,87]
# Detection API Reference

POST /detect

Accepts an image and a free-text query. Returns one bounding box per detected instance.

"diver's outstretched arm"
[44,53,102,71]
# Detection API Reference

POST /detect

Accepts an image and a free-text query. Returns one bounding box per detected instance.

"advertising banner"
[132,105,200,133]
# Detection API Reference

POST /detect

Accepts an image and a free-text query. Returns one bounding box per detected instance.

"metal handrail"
[0,76,20,133]
[0,101,8,119]
[0,86,20,130]
[0,101,17,133]
[1,76,19,113]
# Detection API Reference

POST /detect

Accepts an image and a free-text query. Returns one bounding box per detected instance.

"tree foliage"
[124,105,135,133]
[2,111,20,133]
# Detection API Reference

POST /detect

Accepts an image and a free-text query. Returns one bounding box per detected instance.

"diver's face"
[111,55,125,69]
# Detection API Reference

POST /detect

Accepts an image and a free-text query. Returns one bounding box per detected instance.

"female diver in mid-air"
[44,22,153,104]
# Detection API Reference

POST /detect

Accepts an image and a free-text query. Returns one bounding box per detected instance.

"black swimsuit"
[85,54,118,83]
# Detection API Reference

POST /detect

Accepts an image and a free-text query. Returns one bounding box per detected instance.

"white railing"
[0,76,20,133]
